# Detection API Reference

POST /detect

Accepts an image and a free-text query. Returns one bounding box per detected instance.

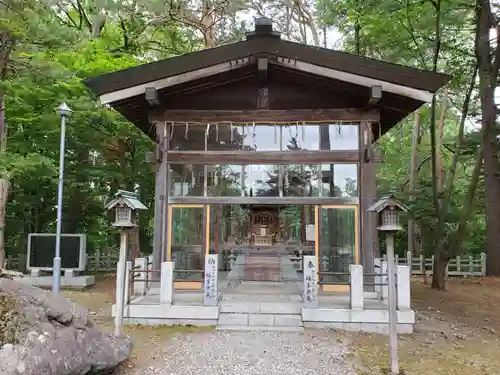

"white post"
[204,254,219,306]
[385,233,399,375]
[303,255,318,308]
[147,255,153,289]
[396,265,411,310]
[374,258,381,295]
[114,230,128,337]
[134,257,148,296]
[52,113,67,295]
[481,253,487,275]
[381,260,388,301]
[349,264,364,310]
[160,261,174,305]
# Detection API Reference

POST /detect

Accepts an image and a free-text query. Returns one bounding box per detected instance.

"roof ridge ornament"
[246,17,281,40]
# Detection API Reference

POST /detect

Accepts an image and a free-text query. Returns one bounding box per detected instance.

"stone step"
[216,325,304,332]
[220,301,301,314]
[218,313,303,327]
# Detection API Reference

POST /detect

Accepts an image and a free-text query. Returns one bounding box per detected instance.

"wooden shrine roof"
[84,18,451,138]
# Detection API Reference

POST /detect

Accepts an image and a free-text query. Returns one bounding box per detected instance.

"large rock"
[0,279,132,375]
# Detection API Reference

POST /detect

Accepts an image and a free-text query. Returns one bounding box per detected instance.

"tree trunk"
[436,88,448,203]
[475,0,500,276]
[0,36,14,271]
[431,254,448,290]
[0,179,8,269]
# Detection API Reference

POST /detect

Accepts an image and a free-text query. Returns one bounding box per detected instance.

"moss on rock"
[0,292,21,346]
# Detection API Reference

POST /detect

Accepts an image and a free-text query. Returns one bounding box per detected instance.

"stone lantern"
[367,194,407,375]
[105,189,147,337]
[105,190,147,228]
[367,194,407,232]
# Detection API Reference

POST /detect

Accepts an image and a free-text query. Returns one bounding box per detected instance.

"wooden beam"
[169,196,359,205]
[368,85,382,106]
[145,87,160,106]
[166,150,361,164]
[257,58,269,109]
[151,108,380,124]
[99,57,252,104]
[258,58,268,87]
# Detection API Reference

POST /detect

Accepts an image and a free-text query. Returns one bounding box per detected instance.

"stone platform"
[15,275,96,289]
[112,254,415,334]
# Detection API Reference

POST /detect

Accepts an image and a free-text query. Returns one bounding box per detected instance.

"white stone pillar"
[303,255,318,308]
[349,264,364,310]
[160,261,174,305]
[396,265,411,310]
[381,260,389,301]
[204,254,218,306]
[134,257,148,296]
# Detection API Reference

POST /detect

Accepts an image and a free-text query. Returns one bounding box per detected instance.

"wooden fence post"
[419,255,424,274]
[456,255,461,273]
[469,255,474,274]
[481,253,487,275]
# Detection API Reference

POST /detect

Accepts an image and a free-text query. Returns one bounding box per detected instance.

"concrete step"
[218,313,303,327]
[216,325,304,332]
[220,301,301,314]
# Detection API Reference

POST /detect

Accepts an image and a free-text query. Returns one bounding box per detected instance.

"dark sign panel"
[29,235,82,269]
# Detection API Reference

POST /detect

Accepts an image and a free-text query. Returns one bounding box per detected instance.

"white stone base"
[302,307,415,334]
[303,322,414,334]
[14,275,96,289]
[124,318,217,326]
[112,303,220,326]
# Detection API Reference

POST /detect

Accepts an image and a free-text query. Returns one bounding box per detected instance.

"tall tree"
[475,0,500,276]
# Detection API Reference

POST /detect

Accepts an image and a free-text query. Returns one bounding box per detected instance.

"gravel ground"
[119,330,357,375]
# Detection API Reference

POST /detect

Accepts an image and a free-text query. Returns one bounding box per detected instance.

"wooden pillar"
[361,161,377,267]
[152,122,169,272]
[360,121,378,288]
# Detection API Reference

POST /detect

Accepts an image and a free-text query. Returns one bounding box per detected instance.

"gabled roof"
[84,18,451,136]
[367,194,408,213]
[85,28,449,98]
[105,190,147,210]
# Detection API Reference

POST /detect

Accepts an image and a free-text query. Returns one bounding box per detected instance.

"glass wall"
[318,206,358,286]
[169,163,358,198]
[169,205,205,281]
[176,123,359,152]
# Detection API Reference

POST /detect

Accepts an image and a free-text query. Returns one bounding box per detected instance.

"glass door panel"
[317,205,359,292]
[168,205,209,289]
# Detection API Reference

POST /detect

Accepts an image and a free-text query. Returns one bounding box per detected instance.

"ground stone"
[0,279,132,375]
[118,330,356,375]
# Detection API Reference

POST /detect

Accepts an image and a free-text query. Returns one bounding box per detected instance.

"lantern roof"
[104,189,147,211]
[367,194,408,213]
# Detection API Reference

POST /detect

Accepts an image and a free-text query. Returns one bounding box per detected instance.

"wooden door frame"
[315,204,360,293]
[167,204,211,290]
